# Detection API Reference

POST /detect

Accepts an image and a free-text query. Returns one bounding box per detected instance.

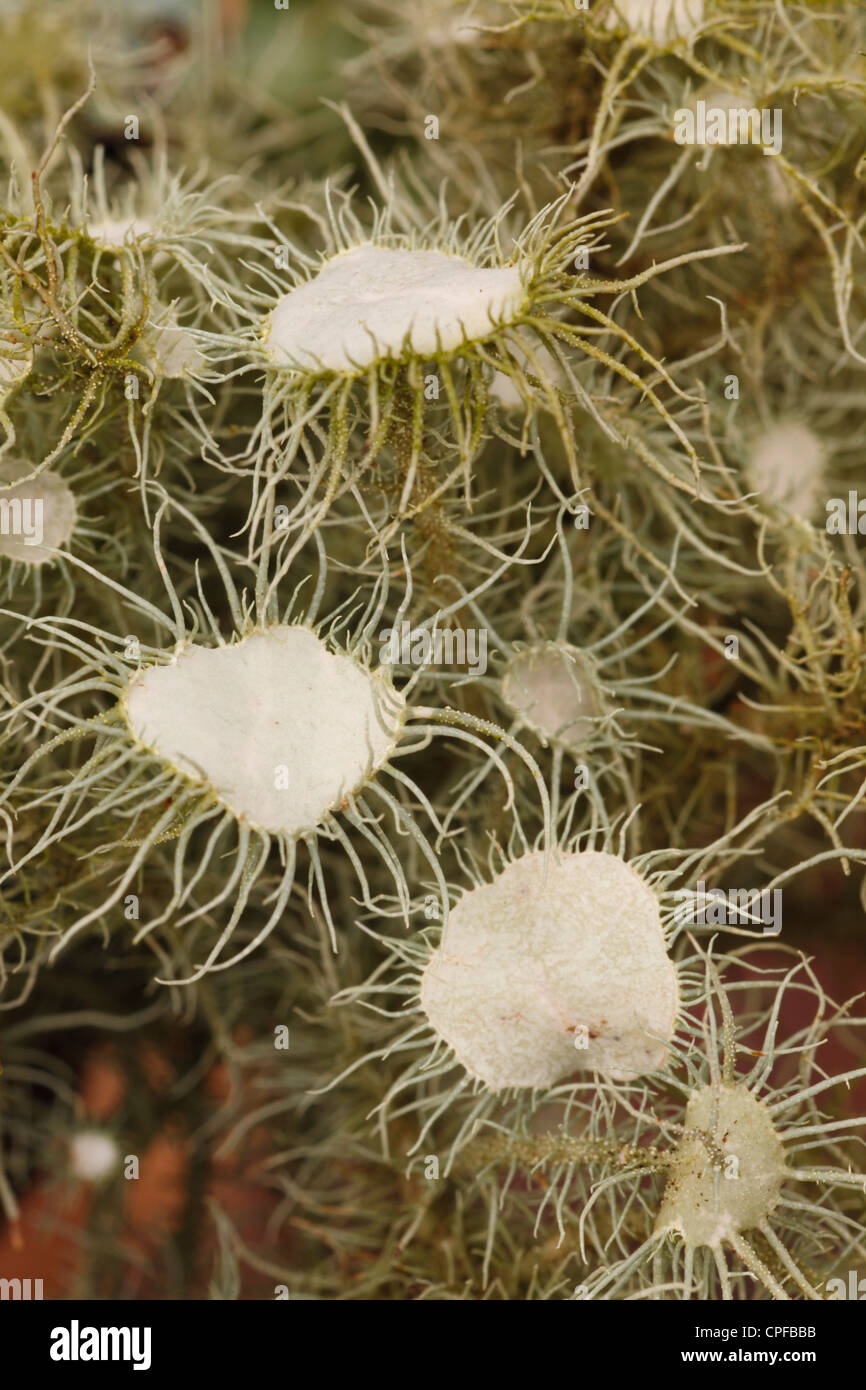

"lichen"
[419,849,679,1087]
[122,626,405,837]
[655,1084,785,1246]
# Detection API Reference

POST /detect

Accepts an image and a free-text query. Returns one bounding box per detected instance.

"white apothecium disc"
[69,1130,120,1183]
[655,1085,785,1245]
[420,849,679,1090]
[605,0,703,43]
[263,244,526,374]
[0,464,77,567]
[123,626,405,837]
[502,643,600,751]
[747,421,825,518]
[133,306,204,379]
[86,216,156,250]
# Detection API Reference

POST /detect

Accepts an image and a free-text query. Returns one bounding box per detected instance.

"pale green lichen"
[655,1084,785,1247]
[419,848,679,1087]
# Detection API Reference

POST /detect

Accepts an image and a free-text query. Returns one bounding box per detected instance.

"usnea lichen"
[418,849,679,1088]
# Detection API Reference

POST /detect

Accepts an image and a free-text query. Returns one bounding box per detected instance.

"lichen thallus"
[0,488,550,981]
